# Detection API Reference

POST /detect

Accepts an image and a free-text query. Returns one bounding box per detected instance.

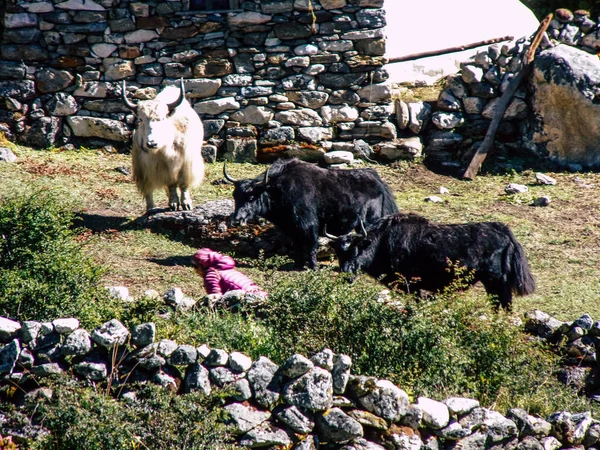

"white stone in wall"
[91,43,117,58]
[56,0,105,10]
[229,352,253,373]
[305,64,326,75]
[342,29,385,40]
[324,150,353,165]
[178,78,221,98]
[319,40,353,52]
[66,116,130,142]
[357,379,410,422]
[124,29,158,45]
[357,84,391,103]
[21,2,55,13]
[275,109,323,127]
[321,105,359,124]
[443,397,480,415]
[4,13,38,29]
[103,58,135,81]
[228,12,272,27]
[320,0,347,9]
[224,403,271,435]
[294,44,319,55]
[417,397,450,429]
[194,98,241,115]
[0,317,21,341]
[285,56,310,68]
[461,65,484,84]
[298,127,333,144]
[53,318,80,334]
[230,105,274,125]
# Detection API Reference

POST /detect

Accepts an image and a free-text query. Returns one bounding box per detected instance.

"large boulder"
[384,0,539,85]
[527,44,600,168]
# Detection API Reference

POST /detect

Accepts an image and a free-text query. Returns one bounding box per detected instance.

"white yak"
[122,79,205,212]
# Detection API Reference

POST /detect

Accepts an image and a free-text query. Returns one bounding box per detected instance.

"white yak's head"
[122,79,186,153]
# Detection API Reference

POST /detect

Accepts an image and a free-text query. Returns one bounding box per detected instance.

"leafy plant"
[0,191,121,328]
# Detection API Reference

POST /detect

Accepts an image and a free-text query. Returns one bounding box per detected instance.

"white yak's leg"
[168,185,179,211]
[145,193,155,212]
[180,187,193,211]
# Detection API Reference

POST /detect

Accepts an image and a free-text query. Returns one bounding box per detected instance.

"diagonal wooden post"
[462,14,553,180]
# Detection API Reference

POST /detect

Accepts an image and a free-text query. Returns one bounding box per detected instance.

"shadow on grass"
[148,255,194,267]
[73,212,134,233]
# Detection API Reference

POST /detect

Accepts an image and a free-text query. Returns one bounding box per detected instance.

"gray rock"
[275,405,315,434]
[0,317,21,342]
[311,348,334,371]
[30,363,62,377]
[229,351,252,373]
[357,379,410,423]
[247,356,281,409]
[231,378,253,401]
[73,362,107,381]
[182,363,211,395]
[444,397,480,416]
[157,339,178,358]
[239,423,293,448]
[224,402,271,435]
[209,366,242,387]
[0,339,20,374]
[505,183,528,194]
[52,318,79,334]
[418,397,450,429]
[283,367,334,412]
[0,147,17,163]
[315,407,363,443]
[204,348,229,367]
[280,353,315,379]
[332,354,352,395]
[91,319,130,348]
[169,344,197,365]
[61,329,92,357]
[131,323,156,348]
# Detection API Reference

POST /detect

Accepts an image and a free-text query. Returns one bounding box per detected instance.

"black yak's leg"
[482,279,513,311]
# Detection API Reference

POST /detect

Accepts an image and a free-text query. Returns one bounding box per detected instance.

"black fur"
[229,158,398,269]
[330,212,536,310]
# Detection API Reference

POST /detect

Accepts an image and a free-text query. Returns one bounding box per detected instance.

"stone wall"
[3,306,600,449]
[0,0,402,163]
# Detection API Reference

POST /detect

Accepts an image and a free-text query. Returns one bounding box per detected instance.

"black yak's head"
[325,222,369,279]
[223,162,270,226]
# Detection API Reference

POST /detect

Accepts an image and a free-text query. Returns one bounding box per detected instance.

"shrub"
[260,265,595,415]
[25,379,236,450]
[0,191,122,327]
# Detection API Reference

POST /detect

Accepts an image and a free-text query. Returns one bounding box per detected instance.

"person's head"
[192,248,222,275]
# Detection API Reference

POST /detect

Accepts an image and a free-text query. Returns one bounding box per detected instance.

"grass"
[2,144,600,322]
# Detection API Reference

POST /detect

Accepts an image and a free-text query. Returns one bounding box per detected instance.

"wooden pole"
[462,14,553,180]
[387,36,514,64]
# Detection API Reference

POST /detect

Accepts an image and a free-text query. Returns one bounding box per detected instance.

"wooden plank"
[462,14,553,180]
[387,36,514,64]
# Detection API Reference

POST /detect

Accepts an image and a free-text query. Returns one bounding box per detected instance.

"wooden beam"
[387,36,514,64]
[462,14,553,180]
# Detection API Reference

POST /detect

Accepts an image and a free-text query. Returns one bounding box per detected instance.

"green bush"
[0,191,121,327]
[260,266,595,415]
[24,379,236,450]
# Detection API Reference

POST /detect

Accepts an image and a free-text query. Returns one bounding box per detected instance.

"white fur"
[130,86,205,211]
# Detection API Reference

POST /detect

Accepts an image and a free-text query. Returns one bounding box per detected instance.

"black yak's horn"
[359,219,367,237]
[223,160,238,183]
[323,225,338,240]
[257,165,270,185]
[167,77,185,112]
[121,80,137,110]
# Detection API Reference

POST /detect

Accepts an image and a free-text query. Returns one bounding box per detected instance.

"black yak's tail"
[507,235,536,297]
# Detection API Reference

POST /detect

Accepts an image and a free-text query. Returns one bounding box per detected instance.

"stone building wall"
[0,0,400,163]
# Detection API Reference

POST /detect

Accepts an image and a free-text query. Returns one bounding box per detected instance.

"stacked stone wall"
[0,0,400,163]
[395,7,600,171]
[3,307,600,449]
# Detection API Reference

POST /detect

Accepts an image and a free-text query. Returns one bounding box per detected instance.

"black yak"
[223,158,398,269]
[326,212,535,310]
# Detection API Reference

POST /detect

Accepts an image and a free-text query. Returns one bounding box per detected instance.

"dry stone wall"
[0,0,401,163]
[397,7,600,172]
[3,306,600,449]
